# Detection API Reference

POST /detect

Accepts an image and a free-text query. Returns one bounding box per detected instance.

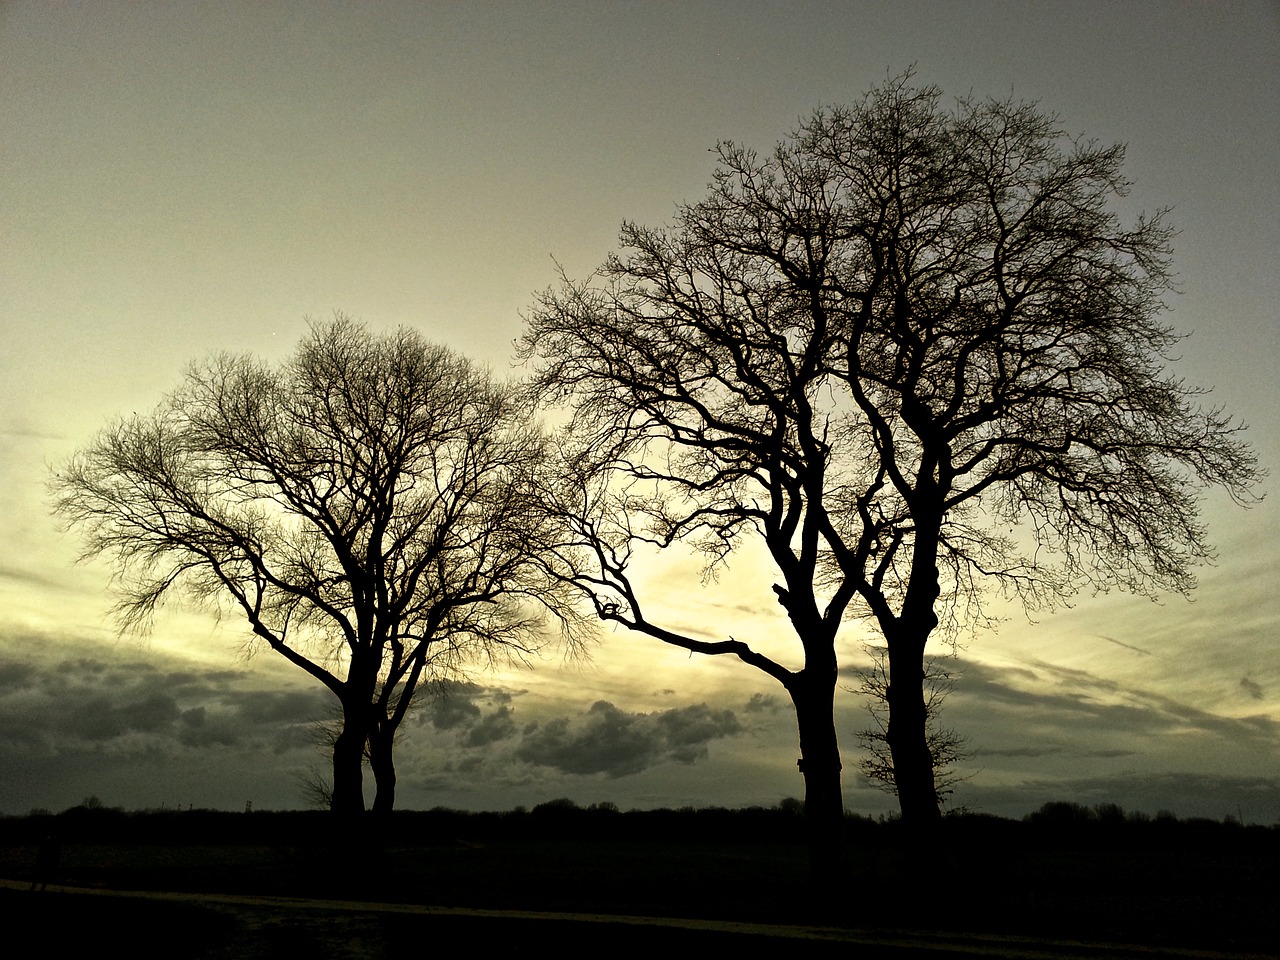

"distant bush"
[775,797,804,816]
[1025,801,1096,824]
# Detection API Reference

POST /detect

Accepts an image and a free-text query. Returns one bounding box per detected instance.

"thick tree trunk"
[886,635,942,826]
[369,722,396,815]
[329,705,367,816]
[790,668,846,889]
[885,504,945,828]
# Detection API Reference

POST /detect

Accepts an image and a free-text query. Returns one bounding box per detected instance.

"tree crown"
[54,316,579,702]
[521,73,1261,655]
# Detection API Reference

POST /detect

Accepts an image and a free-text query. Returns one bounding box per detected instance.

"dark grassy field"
[2,803,1276,956]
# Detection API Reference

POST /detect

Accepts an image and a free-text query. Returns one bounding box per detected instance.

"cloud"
[178,706,243,747]
[0,626,340,812]
[0,564,72,592]
[974,746,1065,759]
[0,627,328,761]
[1017,658,1280,745]
[654,702,743,762]
[233,689,330,725]
[462,705,517,747]
[417,680,514,735]
[743,692,784,714]
[1240,676,1264,700]
[1097,634,1154,656]
[0,660,39,692]
[898,654,1280,822]
[0,418,62,441]
[944,656,1280,752]
[424,691,482,731]
[64,691,181,740]
[515,700,741,778]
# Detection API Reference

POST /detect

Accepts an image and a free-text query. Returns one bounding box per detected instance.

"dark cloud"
[417,680,513,733]
[972,744,1133,761]
[0,627,329,781]
[515,700,740,778]
[654,703,742,762]
[516,704,652,777]
[165,688,325,751]
[0,660,39,692]
[1042,662,1278,745]
[1240,676,1264,700]
[178,706,242,747]
[64,691,181,740]
[424,694,482,731]
[461,705,516,747]
[0,648,326,811]
[859,655,1280,816]
[233,689,329,725]
[744,692,784,714]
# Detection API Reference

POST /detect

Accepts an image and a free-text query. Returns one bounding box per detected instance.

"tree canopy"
[55,317,580,814]
[520,72,1260,844]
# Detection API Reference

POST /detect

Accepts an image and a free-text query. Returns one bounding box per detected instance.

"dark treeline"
[5,797,1275,846]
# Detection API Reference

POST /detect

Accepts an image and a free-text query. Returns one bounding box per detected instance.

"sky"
[1,0,1277,822]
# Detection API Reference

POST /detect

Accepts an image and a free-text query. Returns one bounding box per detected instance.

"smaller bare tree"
[53,316,585,815]
[854,648,970,808]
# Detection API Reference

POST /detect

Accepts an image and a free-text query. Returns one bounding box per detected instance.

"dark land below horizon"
[2,802,1276,957]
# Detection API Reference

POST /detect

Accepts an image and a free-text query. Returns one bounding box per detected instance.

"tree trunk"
[369,721,396,815]
[329,705,367,817]
[886,634,942,826]
[885,504,945,828]
[790,668,846,889]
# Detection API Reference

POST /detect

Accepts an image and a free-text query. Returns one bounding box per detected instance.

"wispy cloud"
[0,420,63,442]
[1097,634,1154,656]
[1240,676,1265,700]
[0,564,74,593]
[928,656,1280,779]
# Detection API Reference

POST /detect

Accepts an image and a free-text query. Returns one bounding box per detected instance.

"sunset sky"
[2,1,1277,822]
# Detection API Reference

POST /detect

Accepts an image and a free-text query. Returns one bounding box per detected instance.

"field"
[2,804,1276,957]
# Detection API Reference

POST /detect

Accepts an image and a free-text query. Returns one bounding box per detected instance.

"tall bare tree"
[54,317,578,815]
[520,72,1259,852]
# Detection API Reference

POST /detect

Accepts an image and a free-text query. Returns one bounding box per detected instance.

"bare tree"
[54,316,580,815]
[520,70,1260,852]
[854,648,969,807]
[521,209,876,882]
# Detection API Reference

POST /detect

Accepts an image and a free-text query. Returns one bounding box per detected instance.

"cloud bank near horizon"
[2,625,1275,823]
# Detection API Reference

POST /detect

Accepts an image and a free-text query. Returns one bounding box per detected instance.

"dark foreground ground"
[1,805,1276,957]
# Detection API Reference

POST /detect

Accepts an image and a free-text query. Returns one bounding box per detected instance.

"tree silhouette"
[520,71,1260,855]
[54,317,581,815]
[854,647,969,806]
[522,251,865,880]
